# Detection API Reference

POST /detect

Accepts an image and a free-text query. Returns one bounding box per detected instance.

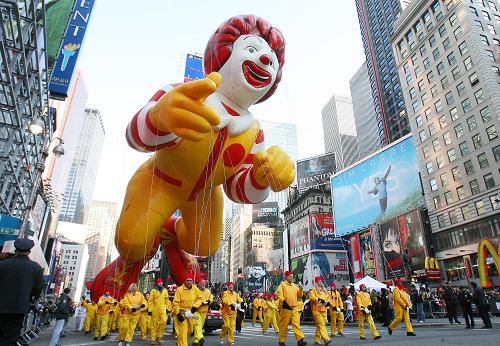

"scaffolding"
[0,0,51,219]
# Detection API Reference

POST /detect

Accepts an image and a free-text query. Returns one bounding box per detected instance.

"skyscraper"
[355,0,411,146]
[84,200,118,279]
[321,94,360,169]
[350,62,380,159]
[392,0,500,282]
[59,108,105,224]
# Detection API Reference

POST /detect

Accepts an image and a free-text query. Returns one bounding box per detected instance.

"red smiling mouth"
[242,60,272,88]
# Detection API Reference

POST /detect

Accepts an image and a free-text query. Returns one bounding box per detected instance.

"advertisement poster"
[331,135,424,236]
[245,265,266,292]
[252,202,279,225]
[350,233,363,281]
[267,248,284,276]
[380,209,427,279]
[184,54,204,82]
[291,252,349,291]
[308,213,344,251]
[289,218,309,259]
[297,153,336,192]
[360,231,376,278]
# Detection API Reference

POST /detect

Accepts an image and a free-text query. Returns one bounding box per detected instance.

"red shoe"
[91,234,160,301]
[161,216,200,285]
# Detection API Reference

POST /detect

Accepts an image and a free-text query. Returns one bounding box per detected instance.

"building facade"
[392,0,500,285]
[350,62,381,159]
[355,0,411,145]
[60,241,89,301]
[229,204,252,281]
[210,239,230,284]
[322,95,360,169]
[59,108,105,224]
[244,224,283,267]
[84,200,118,279]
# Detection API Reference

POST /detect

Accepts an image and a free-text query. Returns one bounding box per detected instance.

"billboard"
[308,213,345,251]
[289,218,309,259]
[245,265,266,292]
[252,202,279,225]
[49,0,96,99]
[184,54,204,82]
[331,135,424,236]
[267,248,284,276]
[350,230,376,280]
[290,252,349,291]
[297,153,336,192]
[0,214,21,247]
[45,0,76,72]
[379,209,427,279]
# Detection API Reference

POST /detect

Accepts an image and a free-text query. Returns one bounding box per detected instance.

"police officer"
[0,238,44,345]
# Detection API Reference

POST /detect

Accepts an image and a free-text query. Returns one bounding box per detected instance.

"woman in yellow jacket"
[94,292,115,340]
[262,294,279,334]
[309,276,331,346]
[139,295,151,341]
[120,283,147,346]
[356,284,381,340]
[388,279,416,337]
[82,300,96,334]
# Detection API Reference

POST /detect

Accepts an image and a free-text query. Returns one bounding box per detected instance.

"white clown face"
[217,35,279,110]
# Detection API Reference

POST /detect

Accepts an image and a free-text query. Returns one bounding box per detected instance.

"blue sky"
[331,137,422,236]
[76,1,365,203]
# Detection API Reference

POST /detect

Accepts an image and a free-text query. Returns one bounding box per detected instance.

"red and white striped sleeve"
[223,125,270,204]
[125,85,182,152]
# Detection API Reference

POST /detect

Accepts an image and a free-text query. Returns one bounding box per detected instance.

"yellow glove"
[148,72,221,141]
[253,146,295,192]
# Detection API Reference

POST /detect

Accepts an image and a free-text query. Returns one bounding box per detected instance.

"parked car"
[204,310,223,333]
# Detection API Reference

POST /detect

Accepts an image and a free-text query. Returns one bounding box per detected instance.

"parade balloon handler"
[91,14,295,303]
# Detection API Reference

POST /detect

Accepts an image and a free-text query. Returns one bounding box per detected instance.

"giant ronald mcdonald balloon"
[92,15,294,300]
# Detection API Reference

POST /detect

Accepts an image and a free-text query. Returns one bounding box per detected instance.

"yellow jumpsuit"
[252,298,264,325]
[149,287,172,343]
[309,287,331,344]
[82,301,96,333]
[172,284,202,346]
[388,287,414,333]
[139,302,151,341]
[262,299,279,333]
[276,281,305,343]
[329,289,344,336]
[193,287,213,344]
[121,292,146,342]
[94,295,114,338]
[356,291,380,339]
[108,301,119,332]
[220,290,243,344]
[117,299,127,342]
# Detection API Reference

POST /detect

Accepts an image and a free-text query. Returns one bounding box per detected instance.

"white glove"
[336,307,341,313]
[364,308,370,314]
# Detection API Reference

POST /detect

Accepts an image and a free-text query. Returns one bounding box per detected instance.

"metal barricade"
[429,299,447,318]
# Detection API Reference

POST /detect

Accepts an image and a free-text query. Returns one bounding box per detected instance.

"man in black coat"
[0,238,44,345]
[458,287,474,329]
[442,281,461,325]
[471,282,492,329]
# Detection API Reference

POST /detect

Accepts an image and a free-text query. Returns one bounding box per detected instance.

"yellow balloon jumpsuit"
[148,287,172,343]
[139,302,152,341]
[276,281,305,344]
[309,287,331,344]
[262,299,279,334]
[193,287,213,344]
[172,284,202,346]
[356,291,380,340]
[122,291,147,343]
[329,289,344,336]
[82,300,96,333]
[220,290,243,344]
[252,297,264,326]
[95,295,114,338]
[388,287,414,334]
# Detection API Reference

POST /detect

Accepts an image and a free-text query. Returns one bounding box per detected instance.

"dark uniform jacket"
[0,255,44,314]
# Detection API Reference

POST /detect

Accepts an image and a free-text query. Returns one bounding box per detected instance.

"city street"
[32,319,499,346]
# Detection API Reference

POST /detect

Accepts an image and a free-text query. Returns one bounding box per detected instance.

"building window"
[426,161,434,174]
[480,34,490,46]
[487,24,496,34]
[448,148,457,162]
[430,84,438,97]
[451,66,461,80]
[445,92,454,105]
[490,195,500,210]
[409,87,416,99]
[469,72,479,86]
[475,20,484,30]
[433,139,442,152]
[433,196,441,209]
[415,115,423,127]
[437,61,445,75]
[441,76,449,89]
[430,178,438,191]
[445,191,454,205]
[427,70,435,82]
[435,99,443,113]
[475,200,487,215]
[419,130,427,142]
[418,79,425,91]
[461,205,471,219]
[458,41,468,55]
[423,145,430,158]
[444,37,452,51]
[464,57,474,71]
[437,154,445,168]
[474,89,486,103]
[486,50,495,61]
[438,115,447,129]
[443,131,451,145]
[452,166,462,181]
[470,179,480,195]
[480,107,492,122]
[455,124,464,138]
[449,210,458,224]
[457,185,466,200]
[459,141,469,156]
[486,125,498,141]
[437,214,447,227]
[470,6,479,16]
[478,152,489,169]
[456,83,466,97]
[454,27,463,39]
[467,115,477,130]
[493,145,500,162]
[464,160,475,176]
[447,51,457,65]
[441,172,449,187]
[472,134,483,149]
[429,33,437,47]
[449,12,458,26]
[422,92,429,105]
[484,173,495,189]
[412,100,420,113]
[425,107,432,119]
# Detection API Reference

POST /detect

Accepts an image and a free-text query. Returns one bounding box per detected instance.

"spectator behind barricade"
[49,290,74,346]
[344,295,354,322]
[0,238,44,345]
